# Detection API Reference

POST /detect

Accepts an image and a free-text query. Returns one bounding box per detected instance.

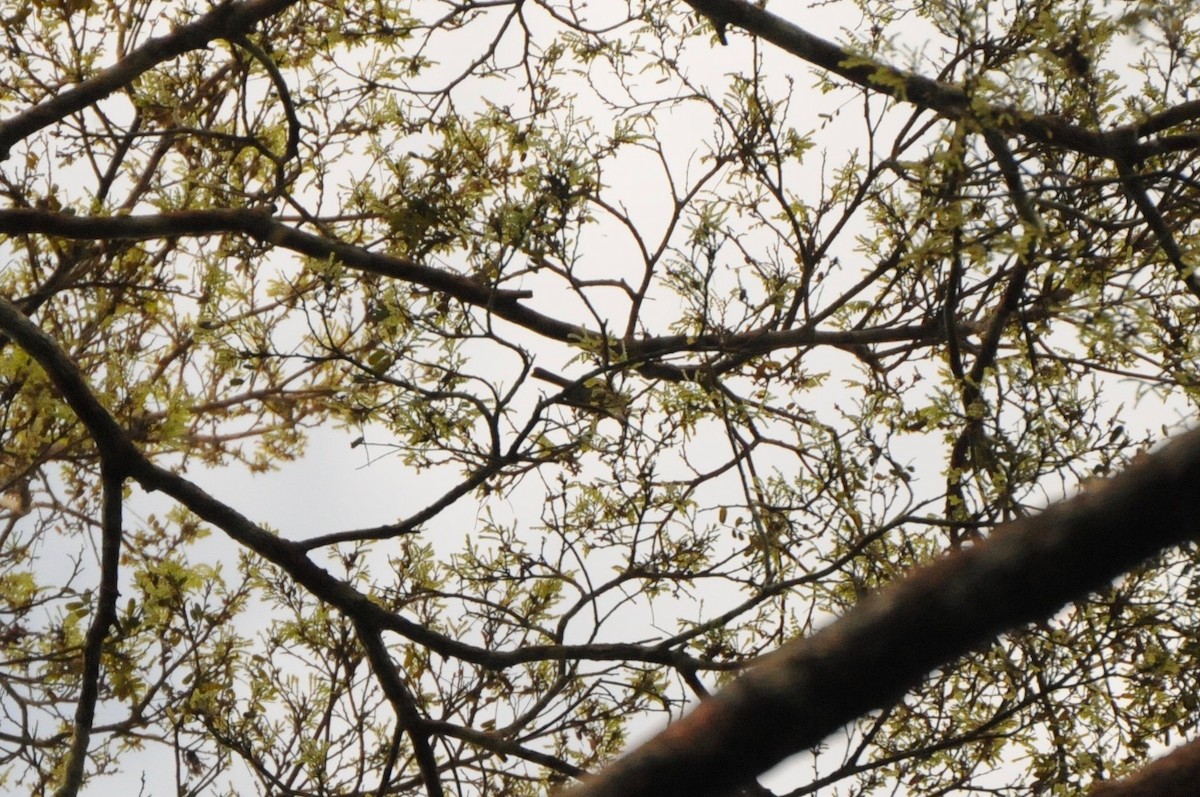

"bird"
[532,367,629,424]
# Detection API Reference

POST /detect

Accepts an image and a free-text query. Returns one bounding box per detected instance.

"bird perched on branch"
[533,367,629,424]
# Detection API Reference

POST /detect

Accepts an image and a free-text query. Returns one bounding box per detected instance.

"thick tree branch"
[1086,737,1200,796]
[0,0,301,161]
[682,0,967,116]
[0,301,139,466]
[561,426,1200,797]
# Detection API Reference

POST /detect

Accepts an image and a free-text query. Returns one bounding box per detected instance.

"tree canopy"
[3,1,1200,795]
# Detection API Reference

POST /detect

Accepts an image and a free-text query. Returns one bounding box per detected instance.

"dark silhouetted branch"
[0,0,301,161]
[1086,737,1200,797]
[50,463,124,797]
[677,0,1187,163]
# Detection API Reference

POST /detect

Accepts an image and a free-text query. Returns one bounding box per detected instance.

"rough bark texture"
[1087,739,1200,797]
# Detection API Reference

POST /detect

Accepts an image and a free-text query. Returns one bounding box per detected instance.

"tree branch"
[0,0,301,161]
[353,621,444,797]
[50,462,124,797]
[0,295,731,675]
[1115,159,1200,300]
[0,208,940,367]
[676,0,1178,162]
[1086,737,1200,796]
[562,426,1200,797]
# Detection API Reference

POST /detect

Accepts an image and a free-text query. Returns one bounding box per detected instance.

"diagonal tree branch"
[561,425,1200,797]
[682,0,966,115]
[1115,159,1200,300]
[675,0,1185,162]
[425,719,586,779]
[353,620,444,797]
[0,0,301,161]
